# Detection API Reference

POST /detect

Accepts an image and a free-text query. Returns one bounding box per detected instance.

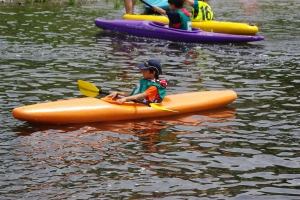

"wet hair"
[168,0,184,8]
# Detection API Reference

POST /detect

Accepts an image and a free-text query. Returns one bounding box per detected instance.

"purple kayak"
[94,18,264,43]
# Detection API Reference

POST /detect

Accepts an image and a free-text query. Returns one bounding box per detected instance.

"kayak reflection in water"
[107,60,167,105]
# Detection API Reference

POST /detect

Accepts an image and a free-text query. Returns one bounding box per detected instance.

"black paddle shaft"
[99,90,110,96]
[140,0,153,9]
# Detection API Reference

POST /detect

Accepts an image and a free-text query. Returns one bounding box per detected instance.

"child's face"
[141,69,155,79]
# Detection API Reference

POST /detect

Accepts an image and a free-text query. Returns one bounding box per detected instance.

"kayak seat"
[149,21,201,33]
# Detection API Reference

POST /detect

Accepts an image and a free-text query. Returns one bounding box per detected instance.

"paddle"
[140,0,153,10]
[78,80,178,112]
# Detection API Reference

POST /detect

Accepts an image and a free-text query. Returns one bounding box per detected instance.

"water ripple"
[1,0,300,199]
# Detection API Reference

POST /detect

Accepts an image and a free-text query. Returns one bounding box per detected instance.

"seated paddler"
[107,60,167,105]
[152,0,192,31]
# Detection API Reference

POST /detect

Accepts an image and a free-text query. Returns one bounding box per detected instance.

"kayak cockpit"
[101,96,172,107]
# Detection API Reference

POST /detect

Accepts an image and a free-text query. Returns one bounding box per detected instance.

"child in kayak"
[186,0,214,21]
[152,0,192,31]
[107,60,167,105]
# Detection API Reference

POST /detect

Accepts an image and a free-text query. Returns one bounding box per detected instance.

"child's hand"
[152,5,158,12]
[116,98,127,105]
[107,92,119,99]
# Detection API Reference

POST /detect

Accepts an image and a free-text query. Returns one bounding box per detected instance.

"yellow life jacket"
[191,1,214,21]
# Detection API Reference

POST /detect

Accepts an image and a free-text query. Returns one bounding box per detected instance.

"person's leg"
[132,0,137,13]
[125,0,136,14]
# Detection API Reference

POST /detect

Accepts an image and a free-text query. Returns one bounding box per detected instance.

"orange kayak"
[12,90,237,124]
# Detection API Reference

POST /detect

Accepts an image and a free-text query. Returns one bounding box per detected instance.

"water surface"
[0,0,299,199]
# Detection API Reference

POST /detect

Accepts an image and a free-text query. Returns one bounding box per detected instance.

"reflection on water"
[1,0,300,199]
[15,107,236,151]
[6,105,300,199]
[8,108,238,198]
[95,31,198,54]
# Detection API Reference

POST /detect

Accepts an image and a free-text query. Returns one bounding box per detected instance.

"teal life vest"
[130,78,166,103]
[192,0,214,21]
[169,10,192,31]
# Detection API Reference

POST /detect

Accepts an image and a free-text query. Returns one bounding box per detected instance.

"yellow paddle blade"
[78,80,99,98]
[149,103,178,112]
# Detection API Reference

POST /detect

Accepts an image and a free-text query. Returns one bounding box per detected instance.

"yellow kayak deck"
[123,14,258,35]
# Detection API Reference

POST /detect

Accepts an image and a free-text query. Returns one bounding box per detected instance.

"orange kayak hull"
[12,90,237,124]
